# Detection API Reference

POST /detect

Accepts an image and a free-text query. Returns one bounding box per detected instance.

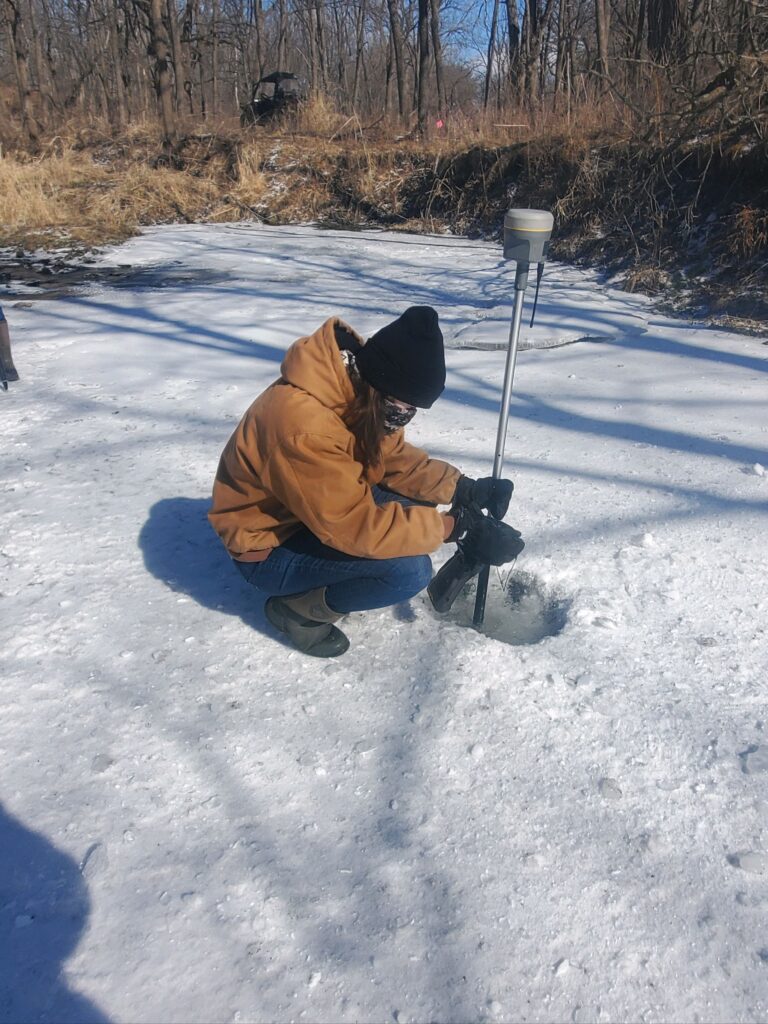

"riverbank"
[2,122,766,327]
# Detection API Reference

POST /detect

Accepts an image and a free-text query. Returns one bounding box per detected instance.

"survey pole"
[473,209,554,627]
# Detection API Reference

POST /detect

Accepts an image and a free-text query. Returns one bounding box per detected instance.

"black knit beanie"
[356,306,446,409]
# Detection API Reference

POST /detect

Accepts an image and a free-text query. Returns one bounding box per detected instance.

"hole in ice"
[442,570,570,646]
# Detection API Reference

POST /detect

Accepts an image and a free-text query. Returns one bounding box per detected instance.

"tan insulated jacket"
[209,317,461,560]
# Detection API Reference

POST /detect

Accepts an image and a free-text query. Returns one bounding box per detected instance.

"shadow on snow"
[0,804,109,1024]
[138,495,290,650]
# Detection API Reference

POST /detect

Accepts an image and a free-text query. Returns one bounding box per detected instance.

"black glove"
[444,502,480,544]
[453,475,514,520]
[458,508,524,566]
[431,509,524,613]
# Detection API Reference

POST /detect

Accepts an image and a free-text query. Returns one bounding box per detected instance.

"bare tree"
[167,0,186,113]
[211,0,219,113]
[504,0,520,96]
[416,0,429,131]
[386,0,407,120]
[0,0,763,149]
[595,0,610,85]
[145,0,177,149]
[484,0,499,109]
[429,0,445,114]
[2,0,41,142]
[647,0,688,62]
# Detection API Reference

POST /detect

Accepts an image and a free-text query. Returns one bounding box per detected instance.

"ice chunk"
[599,778,623,801]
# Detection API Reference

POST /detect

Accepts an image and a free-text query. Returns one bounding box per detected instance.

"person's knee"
[398,554,433,597]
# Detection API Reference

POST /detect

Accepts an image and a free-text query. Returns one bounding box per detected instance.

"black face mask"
[382,397,417,434]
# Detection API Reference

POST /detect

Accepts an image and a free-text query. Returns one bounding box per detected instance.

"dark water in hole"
[444,570,569,646]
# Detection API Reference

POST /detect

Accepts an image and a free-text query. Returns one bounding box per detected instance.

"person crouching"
[209,306,513,657]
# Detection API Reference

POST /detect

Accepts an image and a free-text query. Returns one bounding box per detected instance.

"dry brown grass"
[1,109,765,324]
[0,149,109,246]
[729,206,768,259]
[0,150,210,247]
[87,162,222,231]
[0,94,629,252]
[0,110,693,253]
[290,93,350,137]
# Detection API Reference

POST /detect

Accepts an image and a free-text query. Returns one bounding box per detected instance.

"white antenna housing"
[503,208,555,264]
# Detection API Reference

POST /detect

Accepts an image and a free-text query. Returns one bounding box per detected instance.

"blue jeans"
[234,486,434,614]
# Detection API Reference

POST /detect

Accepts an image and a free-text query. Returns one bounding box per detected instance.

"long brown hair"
[344,371,387,470]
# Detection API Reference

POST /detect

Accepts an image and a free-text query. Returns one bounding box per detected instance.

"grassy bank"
[2,112,767,324]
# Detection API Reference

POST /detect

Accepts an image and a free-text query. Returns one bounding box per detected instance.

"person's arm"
[380,430,461,505]
[261,432,448,559]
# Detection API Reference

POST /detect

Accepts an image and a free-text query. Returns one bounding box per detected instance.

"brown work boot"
[265,587,350,658]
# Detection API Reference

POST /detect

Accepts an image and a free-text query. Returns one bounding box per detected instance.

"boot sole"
[265,598,350,658]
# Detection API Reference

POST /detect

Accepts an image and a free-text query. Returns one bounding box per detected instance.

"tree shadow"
[441,371,768,467]
[138,495,285,646]
[0,803,109,1024]
[85,617,478,1022]
[133,498,480,1018]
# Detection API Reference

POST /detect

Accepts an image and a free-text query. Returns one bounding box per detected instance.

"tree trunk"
[647,0,688,62]
[167,0,186,113]
[524,0,540,110]
[416,0,430,131]
[595,0,610,86]
[632,0,646,91]
[149,0,177,150]
[181,0,195,113]
[188,0,206,117]
[252,0,264,85]
[523,0,555,114]
[384,27,394,115]
[2,0,40,144]
[429,0,444,114]
[211,0,219,115]
[351,0,367,110]
[39,0,60,109]
[106,0,128,126]
[299,0,317,91]
[484,0,499,109]
[386,0,406,121]
[331,1,345,103]
[505,0,520,97]
[553,0,567,108]
[315,1,329,94]
[25,0,50,119]
[276,0,286,69]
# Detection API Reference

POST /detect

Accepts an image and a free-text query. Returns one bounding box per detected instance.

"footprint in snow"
[728,851,768,875]
[80,841,108,880]
[91,753,114,773]
[739,745,768,774]
[575,608,620,630]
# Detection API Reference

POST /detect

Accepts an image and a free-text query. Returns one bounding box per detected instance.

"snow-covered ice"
[1,224,767,1024]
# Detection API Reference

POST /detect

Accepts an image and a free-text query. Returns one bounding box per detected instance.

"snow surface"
[1,223,768,1024]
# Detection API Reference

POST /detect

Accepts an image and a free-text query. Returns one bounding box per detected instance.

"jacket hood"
[279,317,362,414]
